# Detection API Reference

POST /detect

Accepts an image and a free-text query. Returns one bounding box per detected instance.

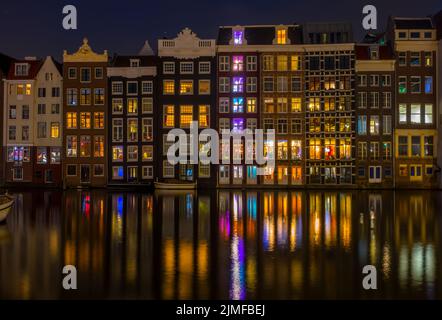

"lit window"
[112,166,124,179]
[25,84,31,95]
[309,139,321,160]
[369,115,379,135]
[127,98,138,114]
[232,97,244,113]
[232,118,244,131]
[291,97,301,112]
[80,112,91,129]
[291,55,300,71]
[424,52,432,66]
[398,76,407,94]
[424,104,433,124]
[94,136,104,157]
[232,77,244,93]
[127,119,138,142]
[112,146,124,162]
[79,136,91,157]
[424,76,433,93]
[37,147,48,164]
[66,112,77,129]
[291,140,302,160]
[277,55,288,71]
[247,98,256,113]
[410,104,421,124]
[232,56,244,71]
[424,136,434,156]
[180,80,193,95]
[339,139,352,160]
[399,104,407,123]
[163,80,175,94]
[199,80,210,95]
[276,29,287,44]
[324,138,336,160]
[199,105,209,128]
[233,30,243,45]
[142,145,153,161]
[51,122,60,138]
[66,136,77,157]
[112,99,123,114]
[410,52,420,66]
[163,105,175,127]
[94,112,104,129]
[180,105,193,128]
[50,147,61,164]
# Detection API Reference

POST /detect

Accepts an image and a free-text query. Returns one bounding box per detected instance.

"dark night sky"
[0,0,441,61]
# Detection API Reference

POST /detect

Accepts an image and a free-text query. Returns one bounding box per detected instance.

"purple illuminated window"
[233,118,244,131]
[232,77,244,93]
[233,56,244,71]
[232,97,244,113]
[233,31,243,45]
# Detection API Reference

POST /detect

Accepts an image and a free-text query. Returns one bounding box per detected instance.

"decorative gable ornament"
[64,38,108,62]
[158,28,216,58]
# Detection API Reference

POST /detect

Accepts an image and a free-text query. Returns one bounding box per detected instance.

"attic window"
[410,32,420,39]
[233,30,243,45]
[130,59,140,67]
[15,63,29,76]
[424,32,432,39]
[370,47,379,60]
[398,32,407,39]
[276,29,287,44]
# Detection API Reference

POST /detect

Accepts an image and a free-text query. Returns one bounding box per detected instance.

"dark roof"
[0,53,15,76]
[361,32,386,44]
[110,55,158,67]
[7,59,43,80]
[393,18,433,29]
[355,45,395,60]
[50,56,63,74]
[217,25,302,45]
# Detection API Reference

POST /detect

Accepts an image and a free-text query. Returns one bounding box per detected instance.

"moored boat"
[0,194,15,223]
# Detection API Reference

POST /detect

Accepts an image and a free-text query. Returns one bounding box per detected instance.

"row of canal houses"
[0,15,441,189]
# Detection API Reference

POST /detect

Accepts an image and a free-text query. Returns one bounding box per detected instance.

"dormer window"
[130,59,140,67]
[370,47,379,60]
[424,31,432,39]
[276,29,287,44]
[233,30,244,45]
[15,63,29,76]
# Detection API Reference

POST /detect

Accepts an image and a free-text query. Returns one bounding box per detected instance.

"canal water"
[0,189,441,299]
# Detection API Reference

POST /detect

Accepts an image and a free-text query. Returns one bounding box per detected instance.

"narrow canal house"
[107,42,157,186]
[0,53,15,186]
[216,25,262,186]
[62,39,108,188]
[33,56,63,186]
[157,28,216,187]
[255,24,304,186]
[388,17,439,188]
[303,23,356,186]
[355,38,395,188]
[3,57,41,184]
[433,10,442,188]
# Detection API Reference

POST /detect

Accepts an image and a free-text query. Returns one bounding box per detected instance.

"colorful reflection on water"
[0,189,441,299]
